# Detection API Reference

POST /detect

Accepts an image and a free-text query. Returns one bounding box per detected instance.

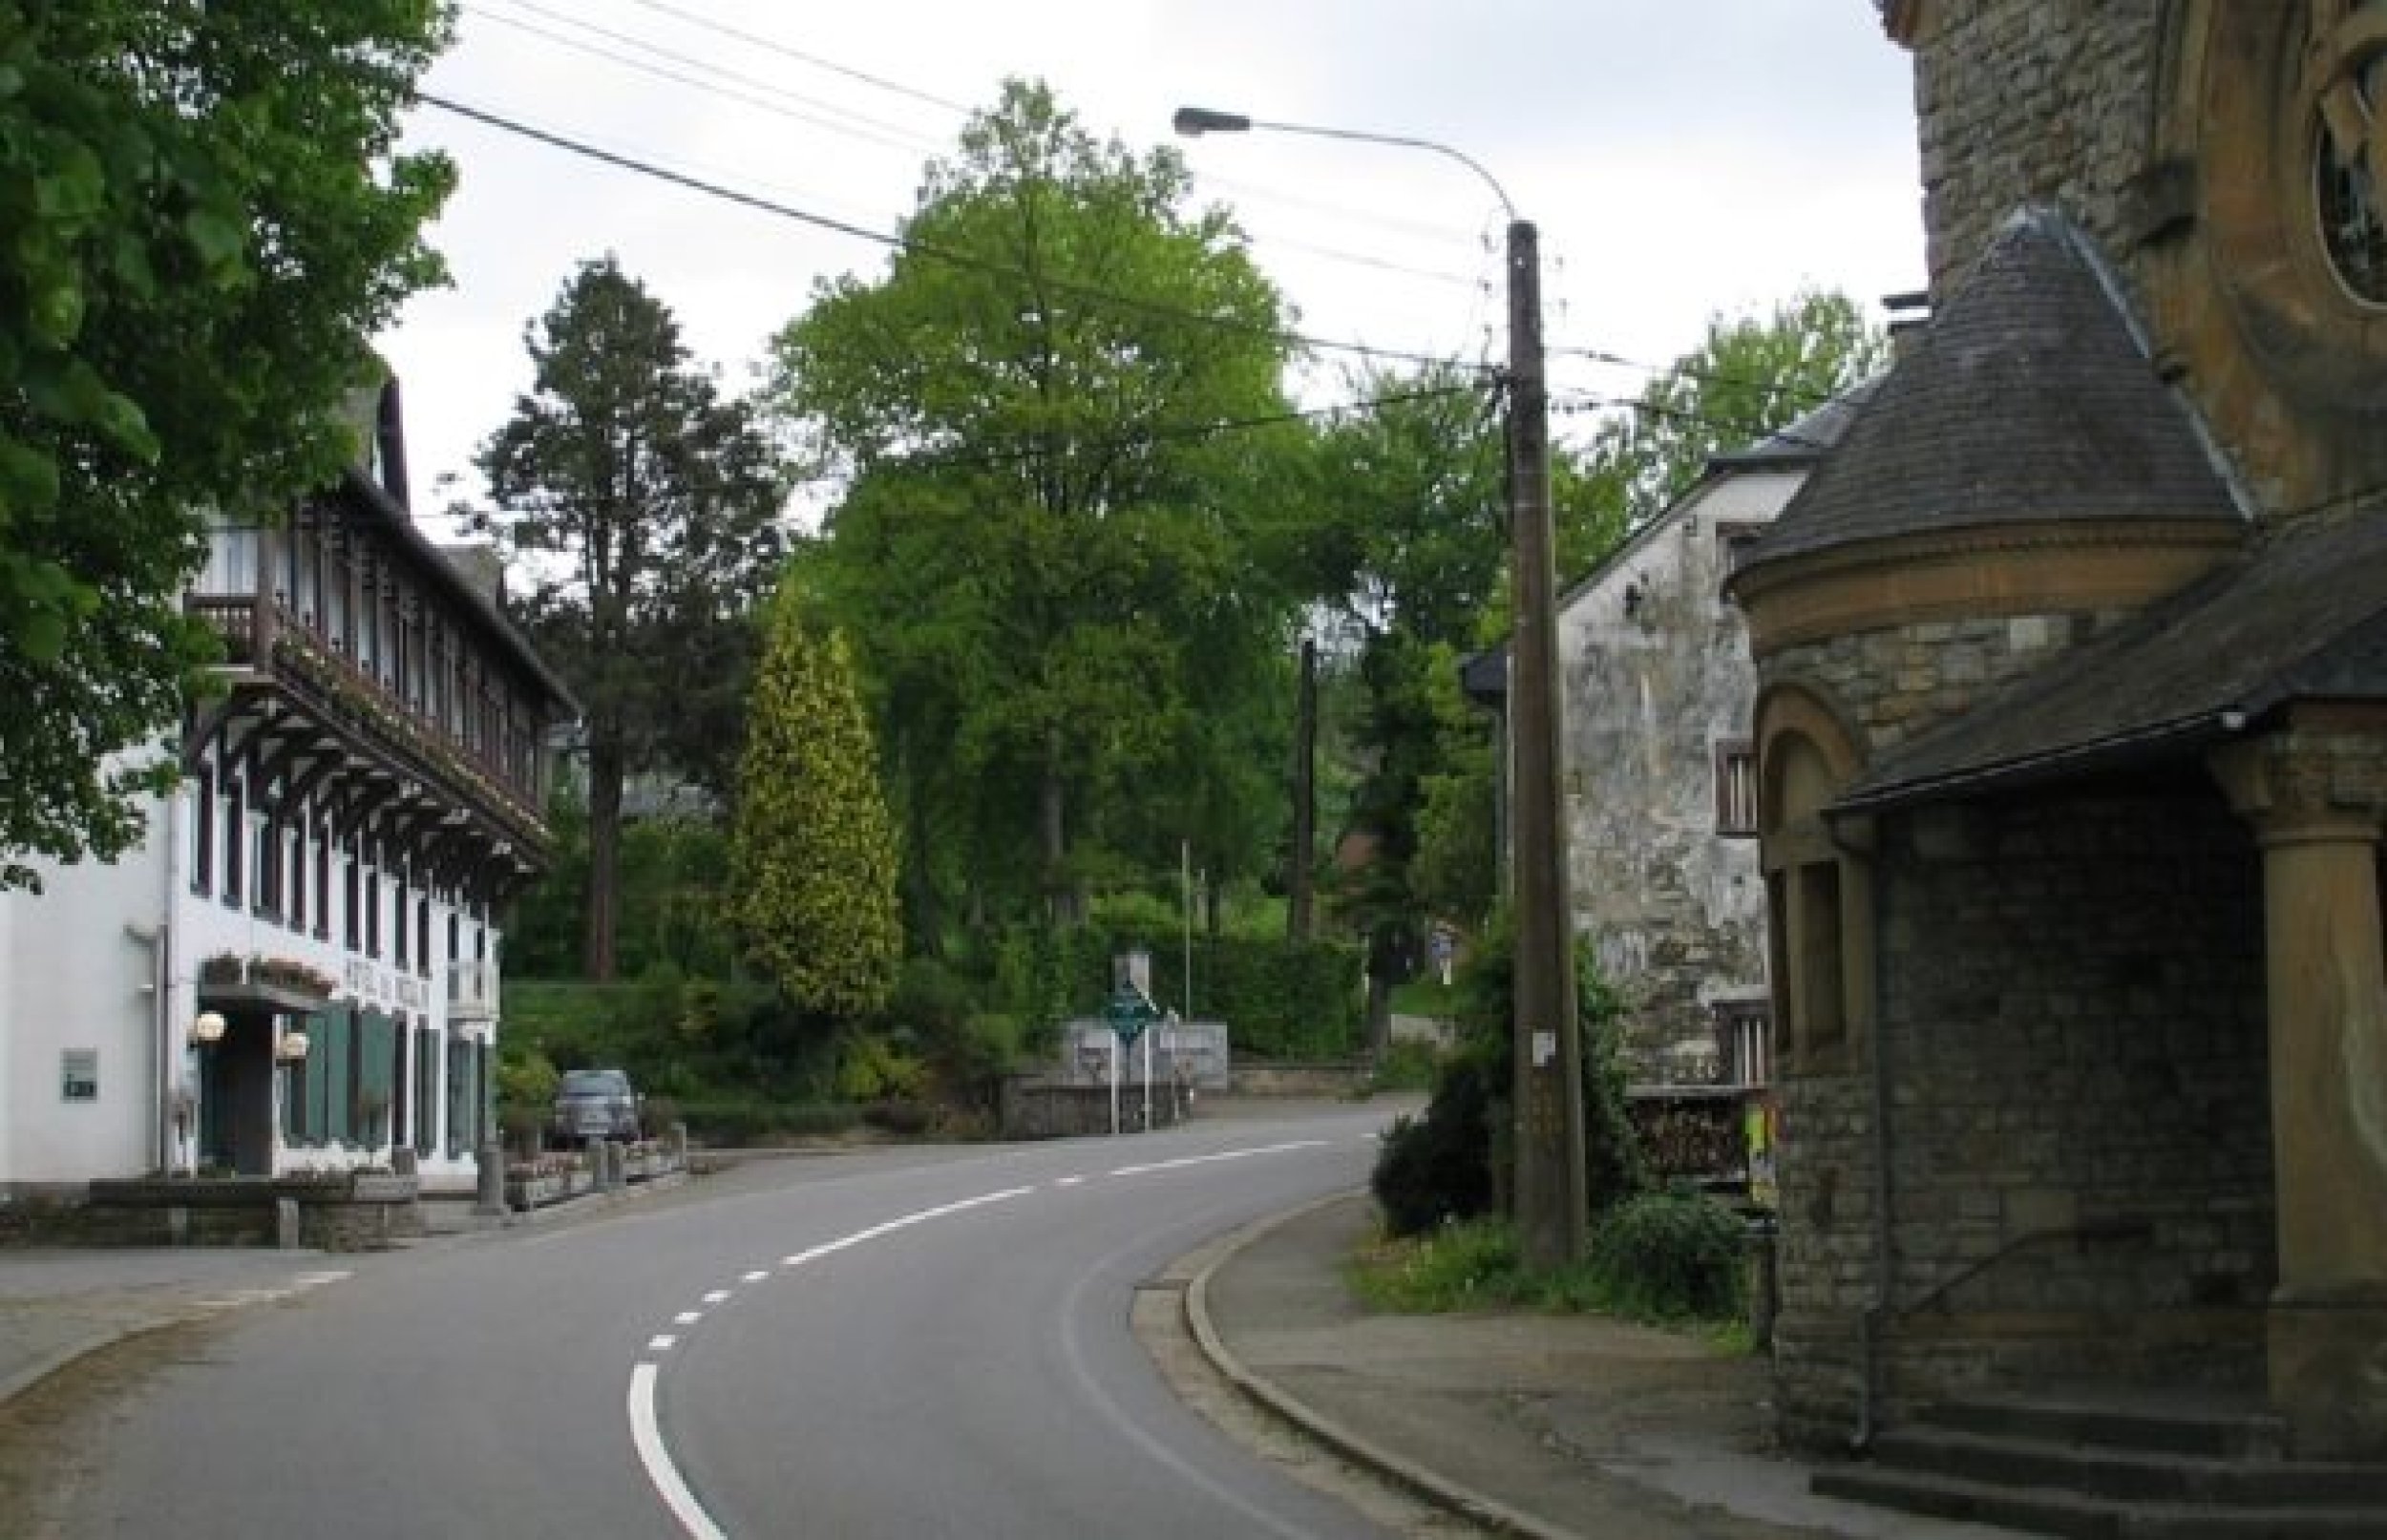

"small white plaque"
[1531,1030,1556,1067]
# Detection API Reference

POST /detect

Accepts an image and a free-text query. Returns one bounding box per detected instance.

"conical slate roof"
[1736,206,2242,572]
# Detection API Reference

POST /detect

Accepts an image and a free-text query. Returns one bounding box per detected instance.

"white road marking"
[1054,1175,1085,1187]
[742,1270,768,1283]
[779,1187,1033,1268]
[631,1363,729,1540]
[635,1185,1035,1539]
[675,1311,703,1325]
[1108,1139,1326,1178]
[703,1290,732,1303]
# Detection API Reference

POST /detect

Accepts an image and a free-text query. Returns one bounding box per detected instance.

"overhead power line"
[466,0,945,157]
[416,92,1489,377]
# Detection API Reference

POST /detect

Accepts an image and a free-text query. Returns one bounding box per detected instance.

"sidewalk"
[0,1247,361,1407]
[1183,1191,2034,1540]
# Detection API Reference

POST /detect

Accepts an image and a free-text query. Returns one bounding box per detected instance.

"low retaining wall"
[75,1174,428,1251]
[1228,1061,1373,1098]
[1000,1077,1192,1139]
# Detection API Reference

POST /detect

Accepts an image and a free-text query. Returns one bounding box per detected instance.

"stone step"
[1870,1426,2387,1507]
[1916,1397,2287,1462]
[1814,1466,2387,1540]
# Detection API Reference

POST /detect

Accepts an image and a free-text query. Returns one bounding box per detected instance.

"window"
[414,1023,440,1157]
[61,1049,98,1103]
[314,820,332,940]
[342,835,361,950]
[1715,741,1759,836]
[287,819,306,931]
[1714,1000,1772,1088]
[365,845,381,959]
[224,776,244,906]
[192,768,215,896]
[416,896,432,979]
[1717,520,1767,573]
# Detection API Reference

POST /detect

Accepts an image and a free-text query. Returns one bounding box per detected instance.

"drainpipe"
[1848,815,1893,1454]
[155,788,186,1175]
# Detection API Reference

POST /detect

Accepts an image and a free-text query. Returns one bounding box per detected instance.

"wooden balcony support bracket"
[273,749,347,823]
[329,770,407,843]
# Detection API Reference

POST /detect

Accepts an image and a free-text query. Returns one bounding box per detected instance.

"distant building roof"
[1459,381,1874,707]
[1736,206,2243,575]
[1837,507,2387,812]
[1706,378,1879,473]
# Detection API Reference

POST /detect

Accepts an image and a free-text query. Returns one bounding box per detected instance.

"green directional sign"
[1104,988,1158,1044]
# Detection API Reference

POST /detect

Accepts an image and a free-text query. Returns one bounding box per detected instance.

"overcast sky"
[375,0,1925,523]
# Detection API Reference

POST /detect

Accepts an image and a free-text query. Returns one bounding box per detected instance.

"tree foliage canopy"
[773,79,1299,923]
[1585,288,1887,528]
[0,0,454,885]
[729,580,901,1018]
[470,256,788,975]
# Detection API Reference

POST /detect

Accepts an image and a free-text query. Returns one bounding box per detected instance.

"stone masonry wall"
[1768,608,2136,761]
[1773,787,2271,1444]
[1910,2,2165,304]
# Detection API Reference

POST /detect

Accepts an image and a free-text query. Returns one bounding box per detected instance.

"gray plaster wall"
[1559,469,1800,1080]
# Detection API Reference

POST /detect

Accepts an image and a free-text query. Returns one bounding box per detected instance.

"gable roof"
[1460,381,1875,707]
[1837,507,2387,811]
[1735,206,2243,574]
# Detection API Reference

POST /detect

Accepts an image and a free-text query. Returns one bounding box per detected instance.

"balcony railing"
[449,957,500,1023]
[186,594,544,823]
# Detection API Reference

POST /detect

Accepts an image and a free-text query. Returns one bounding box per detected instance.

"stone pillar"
[2211,728,2387,1457]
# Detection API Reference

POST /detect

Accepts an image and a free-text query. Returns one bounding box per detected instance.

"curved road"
[52,1102,1403,1539]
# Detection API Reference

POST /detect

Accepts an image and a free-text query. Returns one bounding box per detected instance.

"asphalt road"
[43,1101,1405,1539]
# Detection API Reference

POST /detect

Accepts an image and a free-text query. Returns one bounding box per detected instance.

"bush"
[1347,1218,1521,1312]
[1370,1037,1442,1091]
[1588,1190,1748,1321]
[1370,1046,1498,1234]
[1368,905,1648,1238]
[673,1097,857,1147]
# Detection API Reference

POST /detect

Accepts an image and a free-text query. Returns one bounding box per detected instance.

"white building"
[1467,386,1872,1089]
[0,382,574,1196]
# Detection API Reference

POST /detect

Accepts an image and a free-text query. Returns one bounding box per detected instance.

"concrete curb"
[0,1318,194,1410]
[1180,1189,1585,1540]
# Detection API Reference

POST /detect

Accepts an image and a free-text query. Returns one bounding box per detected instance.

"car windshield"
[560,1072,625,1096]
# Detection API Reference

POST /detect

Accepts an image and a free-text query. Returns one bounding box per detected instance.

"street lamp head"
[1172,106,1251,137]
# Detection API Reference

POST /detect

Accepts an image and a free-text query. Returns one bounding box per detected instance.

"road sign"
[1104,988,1157,1044]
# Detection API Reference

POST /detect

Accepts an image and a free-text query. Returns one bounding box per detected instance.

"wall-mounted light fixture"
[275,1029,311,1063]
[190,1010,228,1046]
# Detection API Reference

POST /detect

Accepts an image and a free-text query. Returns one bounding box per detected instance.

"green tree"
[773,78,1299,929]
[468,256,788,980]
[0,1,454,886]
[729,580,901,1018]
[1588,287,1886,527]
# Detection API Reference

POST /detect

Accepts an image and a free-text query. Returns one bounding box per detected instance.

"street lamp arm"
[1170,105,1515,221]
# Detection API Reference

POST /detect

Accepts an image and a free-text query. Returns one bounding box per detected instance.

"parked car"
[550,1068,643,1147]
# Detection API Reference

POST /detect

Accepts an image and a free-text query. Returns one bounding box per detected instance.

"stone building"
[0,379,574,1198]
[1725,0,2387,1490]
[1554,392,1867,1092]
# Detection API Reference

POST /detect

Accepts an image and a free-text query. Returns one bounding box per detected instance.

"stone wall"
[1771,786,2271,1445]
[1908,1,2164,304]
[1766,608,2134,760]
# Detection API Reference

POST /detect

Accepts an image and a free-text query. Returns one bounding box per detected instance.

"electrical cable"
[416,91,1492,377]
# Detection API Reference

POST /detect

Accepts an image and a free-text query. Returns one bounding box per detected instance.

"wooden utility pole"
[1503,219,1588,1270]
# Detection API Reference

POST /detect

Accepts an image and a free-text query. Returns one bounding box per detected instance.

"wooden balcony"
[185,594,551,859]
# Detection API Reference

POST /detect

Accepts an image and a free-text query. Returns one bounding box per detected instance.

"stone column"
[2211,728,2387,1458]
